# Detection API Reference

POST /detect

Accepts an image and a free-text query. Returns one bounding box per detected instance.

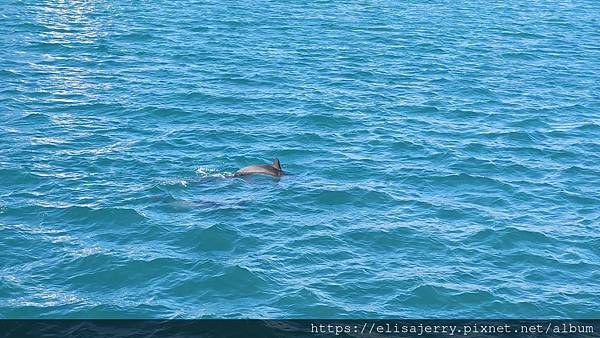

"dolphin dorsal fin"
[272,158,281,170]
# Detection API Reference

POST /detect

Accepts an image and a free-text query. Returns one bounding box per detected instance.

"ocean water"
[1,0,599,319]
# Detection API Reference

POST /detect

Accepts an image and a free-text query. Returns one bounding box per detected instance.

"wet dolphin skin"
[234,159,285,177]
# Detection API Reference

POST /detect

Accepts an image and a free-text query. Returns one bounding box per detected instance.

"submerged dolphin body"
[234,159,285,177]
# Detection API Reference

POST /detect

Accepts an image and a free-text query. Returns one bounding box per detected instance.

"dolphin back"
[234,159,285,177]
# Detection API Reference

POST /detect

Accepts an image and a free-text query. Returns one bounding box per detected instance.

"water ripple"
[1,0,599,318]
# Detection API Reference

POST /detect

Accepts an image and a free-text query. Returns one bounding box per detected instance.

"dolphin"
[234,159,285,177]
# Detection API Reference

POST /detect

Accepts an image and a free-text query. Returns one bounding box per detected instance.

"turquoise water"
[1,0,599,318]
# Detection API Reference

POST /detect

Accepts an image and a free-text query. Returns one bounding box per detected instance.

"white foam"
[195,166,228,178]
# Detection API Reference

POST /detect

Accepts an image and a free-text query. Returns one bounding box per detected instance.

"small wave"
[30,137,66,146]
[466,226,559,250]
[170,264,269,297]
[0,168,47,185]
[207,265,268,292]
[177,224,240,252]
[571,122,600,132]
[0,126,18,133]
[0,69,25,78]
[507,117,551,129]
[480,130,538,143]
